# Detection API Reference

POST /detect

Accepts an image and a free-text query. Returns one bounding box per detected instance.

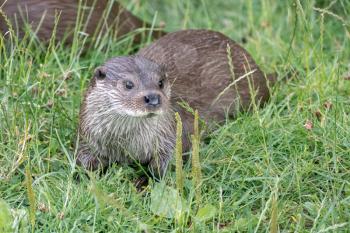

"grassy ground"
[1,0,350,232]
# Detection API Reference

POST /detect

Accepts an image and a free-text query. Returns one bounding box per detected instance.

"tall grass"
[0,0,350,232]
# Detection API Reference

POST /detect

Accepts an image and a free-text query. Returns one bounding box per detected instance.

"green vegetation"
[1,0,350,232]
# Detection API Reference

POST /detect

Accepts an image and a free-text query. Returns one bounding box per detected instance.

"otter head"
[90,56,171,118]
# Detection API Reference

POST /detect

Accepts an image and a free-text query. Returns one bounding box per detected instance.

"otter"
[0,0,164,44]
[77,29,276,178]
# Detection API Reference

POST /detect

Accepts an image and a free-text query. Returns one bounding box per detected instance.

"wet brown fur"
[138,29,276,151]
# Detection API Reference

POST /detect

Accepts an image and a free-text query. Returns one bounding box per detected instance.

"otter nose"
[144,94,161,107]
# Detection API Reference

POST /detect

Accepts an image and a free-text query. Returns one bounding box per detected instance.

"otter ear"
[94,66,106,79]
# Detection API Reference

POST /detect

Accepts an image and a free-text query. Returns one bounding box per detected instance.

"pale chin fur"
[118,109,165,118]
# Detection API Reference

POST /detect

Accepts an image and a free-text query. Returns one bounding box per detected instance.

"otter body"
[0,0,163,43]
[77,30,274,177]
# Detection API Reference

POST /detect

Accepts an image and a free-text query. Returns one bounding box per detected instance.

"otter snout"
[144,94,161,108]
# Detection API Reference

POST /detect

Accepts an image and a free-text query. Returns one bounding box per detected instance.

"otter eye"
[158,79,164,89]
[125,81,134,90]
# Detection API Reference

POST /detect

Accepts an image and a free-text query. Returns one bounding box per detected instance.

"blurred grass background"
[0,0,350,232]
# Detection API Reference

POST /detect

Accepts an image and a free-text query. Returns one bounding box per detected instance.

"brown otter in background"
[0,0,164,44]
[77,29,276,178]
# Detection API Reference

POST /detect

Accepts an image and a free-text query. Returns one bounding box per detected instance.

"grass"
[1,0,350,232]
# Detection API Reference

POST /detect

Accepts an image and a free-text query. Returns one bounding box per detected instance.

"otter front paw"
[76,144,106,171]
[148,156,170,179]
[134,175,149,192]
